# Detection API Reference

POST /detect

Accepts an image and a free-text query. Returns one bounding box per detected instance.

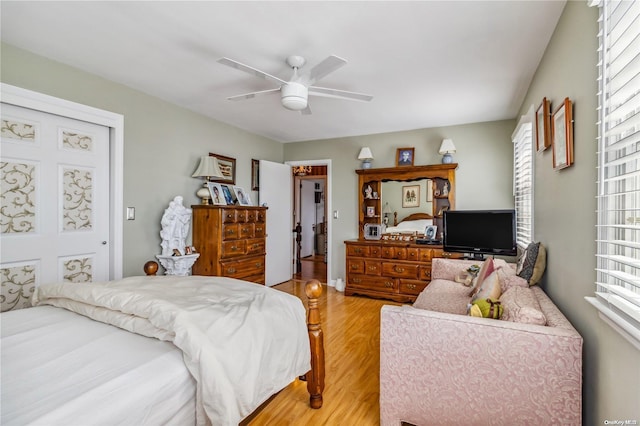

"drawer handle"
[407,284,417,290]
[255,262,262,268]
[351,264,358,269]
[253,243,260,249]
[368,266,376,271]
[227,229,235,235]
[443,252,451,258]
[384,281,393,288]
[353,278,361,283]
[355,248,362,254]
[231,245,238,251]
[256,227,263,232]
[410,252,415,257]
[227,267,236,274]
[384,250,390,255]
[393,266,405,273]
[227,214,233,219]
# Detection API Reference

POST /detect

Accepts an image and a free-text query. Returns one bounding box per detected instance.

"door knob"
[101,241,107,245]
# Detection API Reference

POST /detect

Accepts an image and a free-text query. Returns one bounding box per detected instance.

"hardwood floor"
[248,280,401,425]
[294,254,327,283]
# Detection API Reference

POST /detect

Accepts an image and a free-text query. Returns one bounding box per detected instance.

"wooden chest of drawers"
[192,205,267,284]
[345,239,462,302]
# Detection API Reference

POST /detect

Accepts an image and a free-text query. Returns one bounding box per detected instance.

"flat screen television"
[443,209,517,259]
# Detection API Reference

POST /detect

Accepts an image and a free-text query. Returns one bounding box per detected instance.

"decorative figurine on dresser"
[345,164,461,302]
[156,195,200,275]
[191,204,267,284]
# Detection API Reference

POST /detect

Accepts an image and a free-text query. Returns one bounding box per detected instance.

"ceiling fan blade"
[307,55,347,85]
[218,57,287,86]
[227,88,280,101]
[301,105,312,115]
[309,86,373,102]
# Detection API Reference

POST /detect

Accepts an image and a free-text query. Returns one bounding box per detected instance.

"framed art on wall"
[551,98,574,170]
[396,147,415,166]
[208,153,236,184]
[402,185,420,208]
[536,97,551,152]
[251,159,260,191]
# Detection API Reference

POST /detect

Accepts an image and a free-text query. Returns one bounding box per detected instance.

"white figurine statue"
[160,195,191,256]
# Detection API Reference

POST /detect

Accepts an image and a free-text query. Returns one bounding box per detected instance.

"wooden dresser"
[345,239,462,302]
[191,205,267,284]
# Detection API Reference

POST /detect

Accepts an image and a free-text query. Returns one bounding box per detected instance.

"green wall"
[283,119,516,280]
[516,2,639,423]
[1,43,283,277]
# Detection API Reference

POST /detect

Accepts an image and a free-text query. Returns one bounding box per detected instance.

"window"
[513,115,534,250]
[587,0,640,349]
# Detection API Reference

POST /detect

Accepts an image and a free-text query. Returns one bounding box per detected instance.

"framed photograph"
[364,223,382,240]
[536,97,551,152]
[551,98,574,170]
[402,185,420,208]
[233,186,252,206]
[208,153,236,184]
[221,184,236,205]
[251,159,260,191]
[366,206,375,217]
[206,182,227,205]
[424,225,437,240]
[396,147,415,166]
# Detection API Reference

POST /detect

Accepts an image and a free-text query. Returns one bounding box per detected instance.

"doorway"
[290,163,329,283]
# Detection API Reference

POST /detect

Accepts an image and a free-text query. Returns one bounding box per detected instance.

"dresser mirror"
[381,179,433,225]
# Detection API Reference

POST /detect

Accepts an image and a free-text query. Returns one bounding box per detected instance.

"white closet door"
[1,103,110,310]
[259,160,293,286]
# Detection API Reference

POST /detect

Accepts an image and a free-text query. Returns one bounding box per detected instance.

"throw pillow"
[469,298,503,319]
[471,270,502,302]
[499,286,547,325]
[516,242,547,286]
[468,258,495,297]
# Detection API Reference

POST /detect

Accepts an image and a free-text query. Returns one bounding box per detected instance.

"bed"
[384,212,433,235]
[1,261,325,426]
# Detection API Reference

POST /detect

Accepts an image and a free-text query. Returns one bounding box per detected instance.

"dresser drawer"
[236,209,249,223]
[348,274,396,292]
[431,249,464,259]
[223,223,240,240]
[238,223,255,239]
[256,210,266,223]
[246,238,265,255]
[347,244,370,257]
[418,248,433,262]
[221,256,265,279]
[399,279,428,296]
[364,260,382,276]
[347,259,365,274]
[381,246,407,260]
[382,262,419,279]
[418,264,432,281]
[254,223,266,238]
[246,210,258,222]
[221,240,246,258]
[406,248,420,262]
[369,245,382,258]
[222,209,237,223]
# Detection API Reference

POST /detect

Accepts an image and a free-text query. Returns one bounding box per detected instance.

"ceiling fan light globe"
[281,82,308,111]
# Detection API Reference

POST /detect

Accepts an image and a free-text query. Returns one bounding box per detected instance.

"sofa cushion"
[468,258,496,297]
[413,279,471,315]
[499,286,547,325]
[516,242,546,285]
[471,269,502,302]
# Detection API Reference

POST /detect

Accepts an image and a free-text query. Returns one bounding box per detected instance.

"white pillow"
[396,219,432,231]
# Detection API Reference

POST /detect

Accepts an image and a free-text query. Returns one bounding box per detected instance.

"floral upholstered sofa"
[379,257,582,425]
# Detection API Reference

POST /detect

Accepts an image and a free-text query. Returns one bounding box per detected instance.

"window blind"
[513,121,533,249]
[589,0,640,348]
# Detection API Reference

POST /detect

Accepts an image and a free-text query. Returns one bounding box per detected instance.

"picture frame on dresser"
[233,186,252,206]
[208,153,236,184]
[207,182,227,205]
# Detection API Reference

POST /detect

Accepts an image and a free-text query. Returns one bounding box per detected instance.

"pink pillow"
[471,270,502,302]
[469,258,495,297]
[499,286,547,325]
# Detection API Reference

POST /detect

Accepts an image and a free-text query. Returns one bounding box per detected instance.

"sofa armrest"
[380,305,582,426]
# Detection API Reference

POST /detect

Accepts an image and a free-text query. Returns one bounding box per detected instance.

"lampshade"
[357,147,374,160]
[438,139,456,155]
[192,156,224,178]
[383,202,392,214]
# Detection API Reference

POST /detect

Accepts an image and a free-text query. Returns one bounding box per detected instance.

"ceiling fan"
[218,55,373,115]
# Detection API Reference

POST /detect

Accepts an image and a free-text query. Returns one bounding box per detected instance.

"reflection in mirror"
[381,179,433,225]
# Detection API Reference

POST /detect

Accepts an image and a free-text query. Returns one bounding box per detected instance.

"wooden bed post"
[304,279,325,409]
[144,261,159,276]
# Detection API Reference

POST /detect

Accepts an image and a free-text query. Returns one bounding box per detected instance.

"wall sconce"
[192,155,224,204]
[292,165,312,176]
[357,147,374,169]
[438,139,456,164]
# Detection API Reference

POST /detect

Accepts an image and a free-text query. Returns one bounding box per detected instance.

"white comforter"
[31,275,311,426]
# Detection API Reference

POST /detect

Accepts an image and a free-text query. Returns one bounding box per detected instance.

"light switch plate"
[126,207,135,220]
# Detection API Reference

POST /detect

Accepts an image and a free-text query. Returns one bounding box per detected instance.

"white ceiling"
[1,1,565,143]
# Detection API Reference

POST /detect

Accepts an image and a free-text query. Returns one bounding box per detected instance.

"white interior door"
[1,103,110,310]
[259,160,292,286]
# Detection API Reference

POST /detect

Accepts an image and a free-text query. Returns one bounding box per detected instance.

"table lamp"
[358,147,374,169]
[438,139,456,164]
[192,156,224,204]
